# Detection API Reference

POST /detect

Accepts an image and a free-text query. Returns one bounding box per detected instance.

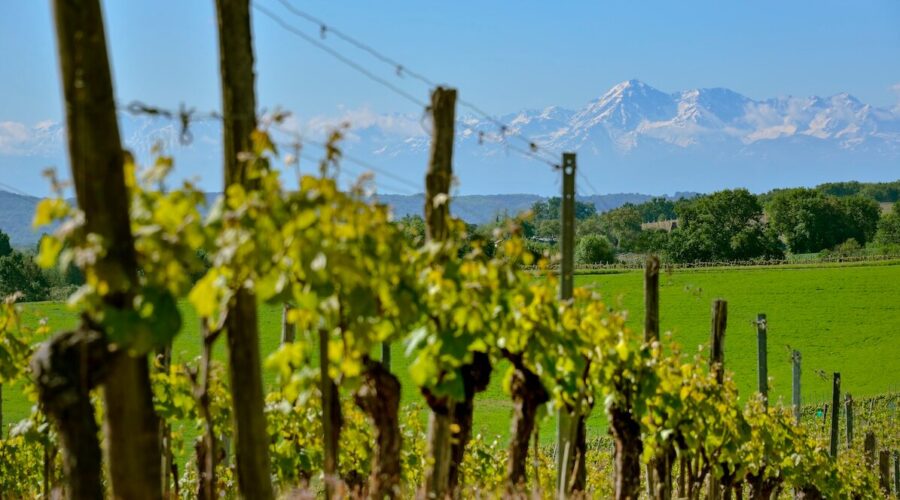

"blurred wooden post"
[709,300,727,384]
[381,342,391,371]
[829,373,840,457]
[893,451,899,497]
[708,299,727,500]
[845,393,853,447]
[756,313,767,407]
[422,86,456,499]
[864,432,876,469]
[644,256,660,343]
[280,303,295,344]
[644,256,660,499]
[879,450,890,495]
[556,152,577,496]
[792,350,801,423]
[320,328,339,499]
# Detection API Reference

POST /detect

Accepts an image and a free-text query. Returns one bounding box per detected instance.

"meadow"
[6,261,899,444]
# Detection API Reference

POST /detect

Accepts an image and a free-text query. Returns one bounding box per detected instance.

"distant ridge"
[0,189,691,247]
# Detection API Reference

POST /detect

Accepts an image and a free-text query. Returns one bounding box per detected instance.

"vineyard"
[1,0,899,499]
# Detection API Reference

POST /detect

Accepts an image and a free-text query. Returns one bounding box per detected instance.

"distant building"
[641,219,678,232]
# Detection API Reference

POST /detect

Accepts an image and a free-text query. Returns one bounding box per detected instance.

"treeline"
[460,184,900,265]
[0,231,83,301]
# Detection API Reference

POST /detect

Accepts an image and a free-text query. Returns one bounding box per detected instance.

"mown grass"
[4,262,899,445]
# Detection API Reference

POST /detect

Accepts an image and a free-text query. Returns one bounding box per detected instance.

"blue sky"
[1,1,899,196]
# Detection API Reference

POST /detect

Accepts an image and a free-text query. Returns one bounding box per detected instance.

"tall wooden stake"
[829,373,840,457]
[644,256,660,343]
[556,153,578,496]
[893,451,899,497]
[280,303,295,344]
[756,314,767,407]
[644,256,662,499]
[710,300,727,385]
[792,350,802,423]
[214,1,274,498]
[879,450,891,495]
[845,393,854,446]
[708,299,727,500]
[320,328,340,499]
[423,86,456,499]
[51,0,162,497]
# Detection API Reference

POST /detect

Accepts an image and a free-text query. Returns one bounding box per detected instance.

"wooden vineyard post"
[864,432,876,469]
[710,300,727,385]
[280,303,295,344]
[829,373,840,457]
[879,450,891,495]
[708,299,727,500]
[644,256,667,500]
[422,86,456,499]
[381,340,391,371]
[47,0,162,497]
[792,350,802,423]
[644,256,660,343]
[213,1,274,498]
[320,328,340,498]
[845,393,853,447]
[894,451,899,497]
[756,313,767,406]
[556,152,578,497]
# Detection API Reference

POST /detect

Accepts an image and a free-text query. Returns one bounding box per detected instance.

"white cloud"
[276,106,427,142]
[891,83,900,108]
[0,120,63,156]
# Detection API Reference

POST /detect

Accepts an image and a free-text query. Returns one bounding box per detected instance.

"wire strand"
[253,2,429,109]
[258,0,563,170]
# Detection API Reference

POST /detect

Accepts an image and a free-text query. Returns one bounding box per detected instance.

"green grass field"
[5,262,899,444]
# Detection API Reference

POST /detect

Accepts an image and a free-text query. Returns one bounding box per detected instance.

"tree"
[668,189,783,262]
[0,230,11,257]
[595,205,643,251]
[635,197,677,222]
[767,189,881,253]
[0,252,50,302]
[530,197,596,222]
[874,201,900,246]
[575,235,615,264]
[837,195,881,245]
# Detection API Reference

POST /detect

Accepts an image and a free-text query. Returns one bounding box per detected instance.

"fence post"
[756,313,767,407]
[556,152,578,496]
[845,393,853,447]
[708,299,727,500]
[792,350,801,423]
[829,373,840,457]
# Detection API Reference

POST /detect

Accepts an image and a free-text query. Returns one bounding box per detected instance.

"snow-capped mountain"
[2,79,899,196]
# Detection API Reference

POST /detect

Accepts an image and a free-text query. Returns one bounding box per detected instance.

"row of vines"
[1,135,895,499]
[1,0,895,499]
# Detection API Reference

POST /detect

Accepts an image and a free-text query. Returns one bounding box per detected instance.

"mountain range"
[2,79,899,198]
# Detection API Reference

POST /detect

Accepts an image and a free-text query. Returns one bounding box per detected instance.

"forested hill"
[2,179,897,247]
[0,190,680,247]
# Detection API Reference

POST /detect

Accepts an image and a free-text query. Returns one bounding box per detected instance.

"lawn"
[5,262,899,445]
